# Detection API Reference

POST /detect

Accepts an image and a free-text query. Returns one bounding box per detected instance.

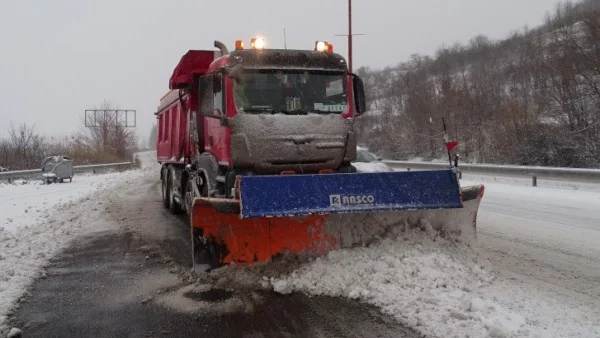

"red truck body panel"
[169,50,219,89]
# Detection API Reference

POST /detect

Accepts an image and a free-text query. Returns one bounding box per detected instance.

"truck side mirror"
[352,74,367,116]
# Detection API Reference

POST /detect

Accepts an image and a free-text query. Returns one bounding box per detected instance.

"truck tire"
[161,167,170,209]
[169,167,183,215]
[183,174,202,215]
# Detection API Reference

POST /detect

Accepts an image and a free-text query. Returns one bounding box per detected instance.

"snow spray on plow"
[191,169,484,269]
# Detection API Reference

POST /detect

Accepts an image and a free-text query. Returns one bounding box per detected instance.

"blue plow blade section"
[239,169,463,219]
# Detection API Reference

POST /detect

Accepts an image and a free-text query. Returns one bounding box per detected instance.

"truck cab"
[157,39,366,212]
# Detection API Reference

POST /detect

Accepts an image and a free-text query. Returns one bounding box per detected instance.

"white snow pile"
[270,225,600,338]
[0,171,143,232]
[0,168,151,331]
[270,231,513,338]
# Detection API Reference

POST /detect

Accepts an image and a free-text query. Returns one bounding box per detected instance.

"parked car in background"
[353,147,393,173]
[0,165,8,172]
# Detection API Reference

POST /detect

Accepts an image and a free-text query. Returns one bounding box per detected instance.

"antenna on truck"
[214,40,229,56]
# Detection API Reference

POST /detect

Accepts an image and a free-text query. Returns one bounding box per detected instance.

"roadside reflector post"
[532,175,537,187]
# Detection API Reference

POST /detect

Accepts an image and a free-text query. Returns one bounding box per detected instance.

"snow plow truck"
[155,38,484,274]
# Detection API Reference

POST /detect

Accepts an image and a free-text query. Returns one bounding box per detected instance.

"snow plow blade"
[191,170,484,266]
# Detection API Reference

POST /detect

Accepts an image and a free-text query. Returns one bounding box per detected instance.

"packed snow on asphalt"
[0,168,151,331]
[2,154,600,338]
[270,178,600,338]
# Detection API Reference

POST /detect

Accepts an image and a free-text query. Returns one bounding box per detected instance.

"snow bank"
[0,171,142,232]
[271,231,503,337]
[271,228,600,337]
[0,168,152,331]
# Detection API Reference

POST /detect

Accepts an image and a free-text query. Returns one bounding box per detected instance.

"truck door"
[199,73,228,163]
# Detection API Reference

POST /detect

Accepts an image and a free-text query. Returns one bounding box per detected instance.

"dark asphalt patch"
[9,176,420,338]
[10,229,420,338]
[184,289,234,303]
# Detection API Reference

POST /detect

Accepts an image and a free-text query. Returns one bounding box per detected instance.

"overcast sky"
[0,0,560,142]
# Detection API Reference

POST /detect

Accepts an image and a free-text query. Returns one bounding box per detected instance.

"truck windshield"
[233,70,348,114]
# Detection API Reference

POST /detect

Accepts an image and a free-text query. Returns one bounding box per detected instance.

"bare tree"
[81,100,138,163]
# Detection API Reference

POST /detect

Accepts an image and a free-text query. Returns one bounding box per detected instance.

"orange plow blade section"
[191,198,339,264]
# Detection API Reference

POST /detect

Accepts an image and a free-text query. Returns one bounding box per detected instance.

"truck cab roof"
[169,48,349,90]
[227,49,348,72]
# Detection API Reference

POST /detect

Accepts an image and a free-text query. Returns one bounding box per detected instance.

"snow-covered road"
[0,168,150,331]
[2,155,600,337]
[470,178,600,337]
[273,175,600,337]
[468,179,600,296]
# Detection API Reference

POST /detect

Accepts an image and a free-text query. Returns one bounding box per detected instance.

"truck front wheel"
[169,167,183,214]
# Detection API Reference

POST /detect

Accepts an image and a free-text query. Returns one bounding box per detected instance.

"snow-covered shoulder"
[0,168,152,331]
[270,228,600,338]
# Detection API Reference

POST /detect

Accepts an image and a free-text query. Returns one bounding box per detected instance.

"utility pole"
[336,0,364,73]
[348,0,353,72]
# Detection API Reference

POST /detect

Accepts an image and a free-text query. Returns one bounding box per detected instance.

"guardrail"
[0,162,135,181]
[384,160,600,185]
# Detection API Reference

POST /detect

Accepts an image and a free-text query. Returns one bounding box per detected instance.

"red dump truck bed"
[155,50,219,164]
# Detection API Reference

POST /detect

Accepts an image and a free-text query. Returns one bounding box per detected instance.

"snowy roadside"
[0,167,154,332]
[461,172,600,193]
[469,180,600,259]
[267,182,600,338]
[0,171,147,232]
[269,228,600,338]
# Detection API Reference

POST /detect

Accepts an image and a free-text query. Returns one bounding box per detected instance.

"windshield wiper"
[242,107,321,116]
[280,110,309,115]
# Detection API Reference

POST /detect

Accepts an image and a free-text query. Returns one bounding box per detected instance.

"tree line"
[355,0,600,168]
[0,101,137,171]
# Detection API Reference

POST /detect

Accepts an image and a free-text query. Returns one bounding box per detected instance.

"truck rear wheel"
[161,167,170,209]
